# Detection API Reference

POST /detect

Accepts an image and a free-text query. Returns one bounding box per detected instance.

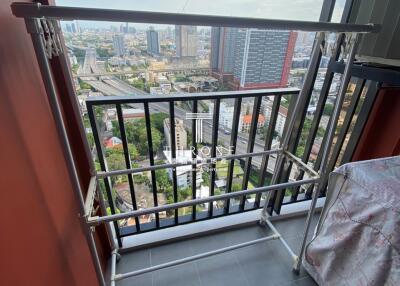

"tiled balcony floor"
[114,214,319,286]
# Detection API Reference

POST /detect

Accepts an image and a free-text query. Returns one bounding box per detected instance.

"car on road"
[224,130,231,135]
[241,140,247,144]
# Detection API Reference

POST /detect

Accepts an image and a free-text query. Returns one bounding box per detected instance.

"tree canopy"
[111,115,164,157]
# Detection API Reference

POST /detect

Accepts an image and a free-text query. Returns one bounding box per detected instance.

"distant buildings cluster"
[65,21,80,33]
[218,98,288,136]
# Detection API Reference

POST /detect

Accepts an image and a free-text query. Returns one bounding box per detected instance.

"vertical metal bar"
[324,78,365,176]
[255,95,282,207]
[169,102,179,224]
[25,18,106,286]
[110,250,117,286]
[144,102,160,228]
[96,178,118,249]
[87,104,122,247]
[209,99,220,216]
[191,100,198,220]
[294,32,361,272]
[116,104,141,231]
[225,97,242,213]
[240,95,262,210]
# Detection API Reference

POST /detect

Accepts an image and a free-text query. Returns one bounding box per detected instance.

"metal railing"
[86,88,305,239]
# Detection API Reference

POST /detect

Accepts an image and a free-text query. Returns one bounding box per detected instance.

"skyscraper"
[211,27,297,89]
[65,23,72,33]
[146,27,160,55]
[175,25,197,58]
[112,34,125,57]
[71,23,76,33]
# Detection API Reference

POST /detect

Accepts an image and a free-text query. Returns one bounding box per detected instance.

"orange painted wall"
[0,1,99,285]
[352,87,400,161]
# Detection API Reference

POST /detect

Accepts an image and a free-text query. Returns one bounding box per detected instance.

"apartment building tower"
[163,118,187,150]
[175,25,197,58]
[146,26,160,55]
[210,27,297,90]
[112,34,125,57]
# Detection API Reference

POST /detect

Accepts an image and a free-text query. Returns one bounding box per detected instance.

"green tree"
[71,64,79,74]
[202,172,210,186]
[145,82,160,92]
[78,78,92,90]
[96,48,113,58]
[133,174,150,186]
[323,103,334,116]
[155,168,171,193]
[178,186,192,201]
[105,143,139,161]
[111,119,162,157]
[131,80,145,91]
[151,113,168,132]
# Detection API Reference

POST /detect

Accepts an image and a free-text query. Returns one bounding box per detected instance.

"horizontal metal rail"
[97,149,282,178]
[88,177,319,225]
[86,88,299,105]
[283,151,319,177]
[11,3,379,33]
[114,234,280,281]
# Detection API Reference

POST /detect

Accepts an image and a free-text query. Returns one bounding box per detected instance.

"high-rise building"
[65,24,72,33]
[112,34,125,57]
[175,25,197,58]
[71,23,76,33]
[163,118,187,151]
[146,27,160,55]
[211,27,297,90]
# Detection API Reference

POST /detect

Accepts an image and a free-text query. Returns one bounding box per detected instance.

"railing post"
[116,104,141,230]
[144,102,160,228]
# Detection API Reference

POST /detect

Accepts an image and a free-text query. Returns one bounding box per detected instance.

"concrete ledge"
[120,198,325,252]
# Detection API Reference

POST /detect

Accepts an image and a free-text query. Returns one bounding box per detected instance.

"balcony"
[7,1,400,286]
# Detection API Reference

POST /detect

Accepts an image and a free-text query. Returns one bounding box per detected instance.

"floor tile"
[196,252,249,286]
[115,249,152,286]
[152,262,202,286]
[113,214,320,286]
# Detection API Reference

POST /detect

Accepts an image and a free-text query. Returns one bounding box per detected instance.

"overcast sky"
[56,0,345,29]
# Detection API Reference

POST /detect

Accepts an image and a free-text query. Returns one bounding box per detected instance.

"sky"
[56,0,345,29]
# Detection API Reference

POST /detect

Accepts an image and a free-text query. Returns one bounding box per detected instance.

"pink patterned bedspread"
[303,156,400,286]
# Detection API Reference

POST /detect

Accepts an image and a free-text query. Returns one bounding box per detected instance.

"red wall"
[0,1,99,285]
[352,87,400,161]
